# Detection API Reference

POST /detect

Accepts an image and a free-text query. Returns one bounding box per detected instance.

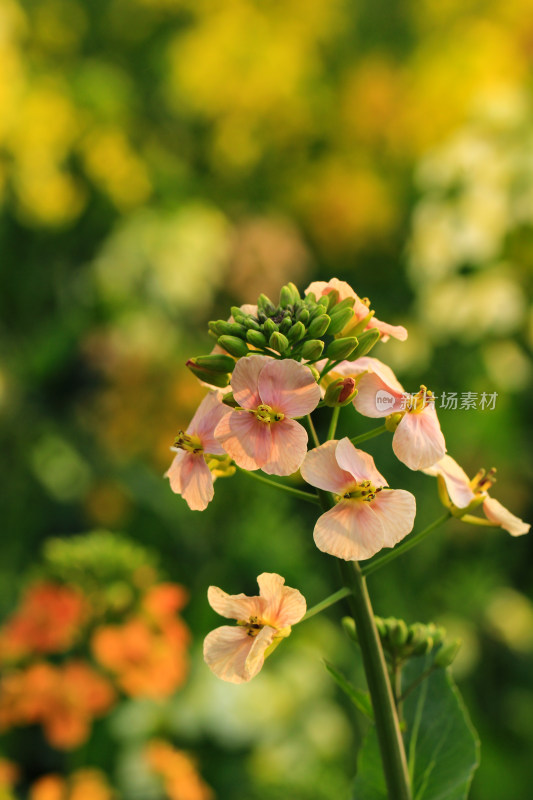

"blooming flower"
[305,278,408,342]
[340,356,446,470]
[214,355,321,475]
[203,573,306,684]
[166,392,232,511]
[423,455,530,536]
[300,438,416,561]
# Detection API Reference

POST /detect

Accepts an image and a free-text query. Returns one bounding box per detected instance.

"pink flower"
[166,392,231,511]
[214,355,321,476]
[345,356,446,470]
[423,455,530,536]
[203,573,306,683]
[305,278,408,342]
[300,438,416,561]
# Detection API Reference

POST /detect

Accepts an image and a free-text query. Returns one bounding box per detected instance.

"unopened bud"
[287,321,306,343]
[217,336,249,358]
[434,639,462,668]
[342,616,358,641]
[186,359,231,388]
[301,340,325,361]
[264,318,279,337]
[327,307,355,336]
[325,289,340,309]
[280,284,297,308]
[317,295,330,309]
[279,316,292,334]
[269,331,289,354]
[308,366,321,382]
[323,377,357,407]
[215,321,247,337]
[326,337,359,361]
[257,293,276,315]
[222,392,238,408]
[385,412,403,432]
[308,314,331,338]
[296,308,310,325]
[389,619,409,648]
[374,616,387,637]
[195,354,235,372]
[349,328,381,359]
[247,330,267,348]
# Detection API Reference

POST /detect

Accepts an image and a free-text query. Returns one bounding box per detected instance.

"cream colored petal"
[207,586,263,620]
[261,418,308,476]
[257,573,306,628]
[423,454,475,508]
[313,501,386,561]
[370,489,416,547]
[203,626,255,683]
[300,440,353,493]
[335,438,387,487]
[230,355,274,409]
[483,497,530,537]
[393,405,446,470]
[244,626,277,680]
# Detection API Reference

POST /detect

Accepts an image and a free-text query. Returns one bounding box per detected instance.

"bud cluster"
[187,282,382,388]
[343,615,461,668]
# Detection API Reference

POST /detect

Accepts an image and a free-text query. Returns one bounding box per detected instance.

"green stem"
[316,489,412,800]
[350,423,388,446]
[362,513,451,577]
[302,587,351,621]
[237,467,320,505]
[306,414,321,448]
[327,406,340,440]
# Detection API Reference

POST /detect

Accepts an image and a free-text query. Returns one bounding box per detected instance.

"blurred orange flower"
[0,583,86,663]
[146,740,213,800]
[0,661,115,749]
[30,769,114,800]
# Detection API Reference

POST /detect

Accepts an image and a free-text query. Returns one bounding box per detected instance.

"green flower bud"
[349,328,380,359]
[287,321,306,343]
[264,318,278,337]
[342,616,358,642]
[279,316,292,334]
[305,291,317,304]
[333,297,356,312]
[257,293,276,315]
[279,284,297,308]
[297,308,310,325]
[389,619,409,648]
[218,336,249,358]
[186,359,231,388]
[385,412,403,432]
[230,306,244,319]
[326,337,359,361]
[269,331,289,354]
[247,330,268,347]
[308,314,331,338]
[195,354,236,372]
[244,317,261,331]
[434,639,462,668]
[323,377,357,407]
[375,616,387,637]
[308,366,321,382]
[287,282,301,303]
[208,320,222,335]
[300,339,324,361]
[216,321,247,337]
[327,307,355,335]
[222,392,238,408]
[325,289,340,309]
[317,295,330,309]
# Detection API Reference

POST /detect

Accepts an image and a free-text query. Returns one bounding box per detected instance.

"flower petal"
[178,453,214,511]
[335,438,388,487]
[231,355,274,410]
[244,626,278,679]
[203,626,255,683]
[353,360,405,418]
[368,317,408,342]
[189,392,231,455]
[305,278,356,302]
[483,497,531,536]
[257,573,306,628]
[393,405,446,470]
[214,410,272,471]
[369,489,416,547]
[165,450,187,493]
[207,586,263,620]
[258,359,321,418]
[313,501,386,561]
[300,440,354,493]
[261,418,308,476]
[423,455,475,508]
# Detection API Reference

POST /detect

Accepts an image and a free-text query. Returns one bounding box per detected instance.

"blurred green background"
[0,0,532,797]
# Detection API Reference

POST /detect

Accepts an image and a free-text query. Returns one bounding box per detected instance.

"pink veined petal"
[207,586,263,621]
[327,358,372,379]
[369,489,416,548]
[313,501,386,561]
[244,626,277,680]
[300,440,354,493]
[483,497,531,537]
[214,410,272,471]
[231,355,274,410]
[203,626,255,684]
[368,317,408,342]
[335,438,388,487]
[179,452,214,511]
[165,450,187,494]
[353,359,405,418]
[423,455,475,508]
[305,278,357,303]
[258,359,321,418]
[393,405,446,471]
[257,573,306,628]
[261,418,308,476]
[188,392,230,455]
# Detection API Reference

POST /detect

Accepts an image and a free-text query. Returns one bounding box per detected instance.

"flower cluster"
[168,278,530,683]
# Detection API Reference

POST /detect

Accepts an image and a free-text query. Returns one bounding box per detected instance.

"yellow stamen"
[253,404,285,424]
[334,480,383,504]
[470,467,497,494]
[173,430,203,454]
[408,385,434,414]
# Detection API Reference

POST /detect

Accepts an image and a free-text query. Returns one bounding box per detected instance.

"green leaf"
[352,657,480,800]
[324,660,374,721]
